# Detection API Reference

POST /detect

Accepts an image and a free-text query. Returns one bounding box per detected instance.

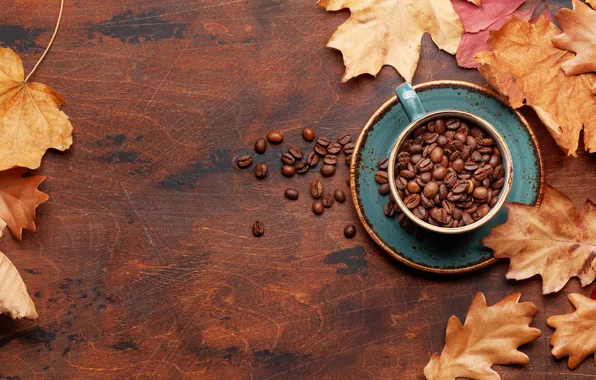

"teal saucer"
[350,80,543,273]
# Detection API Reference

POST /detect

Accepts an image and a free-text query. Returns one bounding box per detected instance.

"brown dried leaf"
[0,250,37,319]
[482,185,596,294]
[468,0,482,5]
[424,292,540,380]
[318,0,463,82]
[0,167,48,241]
[547,293,596,369]
[475,17,596,155]
[552,0,596,95]
[0,47,73,170]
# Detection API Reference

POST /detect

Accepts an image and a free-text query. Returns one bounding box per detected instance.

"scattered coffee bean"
[378,183,391,195]
[320,164,336,177]
[344,225,356,238]
[302,127,316,142]
[316,136,331,147]
[322,193,334,208]
[237,155,253,168]
[374,171,389,184]
[267,131,283,144]
[281,153,295,165]
[296,161,309,174]
[338,133,351,145]
[289,146,303,159]
[327,143,342,155]
[324,155,338,165]
[254,163,268,179]
[307,151,319,167]
[282,165,295,177]
[285,188,299,200]
[334,189,346,203]
[252,220,265,237]
[311,180,324,198]
[343,142,355,155]
[384,202,396,217]
[314,144,327,156]
[378,158,389,170]
[255,138,267,154]
[312,201,324,215]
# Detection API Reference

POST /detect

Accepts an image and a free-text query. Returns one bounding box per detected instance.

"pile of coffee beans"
[376,117,505,230]
[236,128,356,238]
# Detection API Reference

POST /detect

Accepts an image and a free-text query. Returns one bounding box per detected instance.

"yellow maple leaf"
[475,17,596,156]
[0,250,37,319]
[424,292,540,380]
[547,293,596,369]
[588,0,596,9]
[318,0,464,82]
[0,46,73,171]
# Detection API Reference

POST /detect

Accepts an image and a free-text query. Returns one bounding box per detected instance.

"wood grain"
[0,0,594,378]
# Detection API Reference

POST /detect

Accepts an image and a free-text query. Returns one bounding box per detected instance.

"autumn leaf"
[0,250,37,319]
[467,0,482,5]
[552,0,596,95]
[318,0,463,82]
[547,293,596,369]
[0,46,73,171]
[475,17,596,155]
[452,0,525,33]
[424,292,540,380]
[482,185,596,294]
[589,0,596,9]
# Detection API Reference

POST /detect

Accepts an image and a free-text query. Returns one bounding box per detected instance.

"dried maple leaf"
[475,17,596,155]
[0,250,37,319]
[318,0,463,82]
[451,0,525,33]
[424,292,540,380]
[0,167,48,241]
[552,0,596,95]
[589,0,596,9]
[547,293,596,369]
[0,46,73,171]
[482,185,596,294]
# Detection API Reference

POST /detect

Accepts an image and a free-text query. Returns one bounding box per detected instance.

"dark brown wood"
[0,0,594,378]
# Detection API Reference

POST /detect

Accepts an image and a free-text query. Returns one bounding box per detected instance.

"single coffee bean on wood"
[307,151,319,167]
[334,189,346,203]
[314,144,327,156]
[311,180,323,198]
[343,143,355,155]
[252,221,265,237]
[289,146,303,159]
[296,161,309,174]
[302,127,315,142]
[316,136,331,147]
[320,164,336,177]
[281,153,295,165]
[255,138,267,154]
[267,131,283,144]
[324,155,338,165]
[312,201,324,215]
[282,165,295,177]
[322,193,334,208]
[284,188,299,200]
[338,133,351,145]
[254,163,268,179]
[237,155,253,168]
[327,143,342,155]
[344,225,356,238]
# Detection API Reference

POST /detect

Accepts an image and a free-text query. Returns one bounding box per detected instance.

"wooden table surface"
[0,0,595,378]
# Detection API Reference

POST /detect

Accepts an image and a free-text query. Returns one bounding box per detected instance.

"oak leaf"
[424,292,540,380]
[482,185,596,294]
[452,0,525,33]
[552,0,596,95]
[475,17,596,155]
[547,293,596,369]
[0,250,37,319]
[0,46,73,171]
[0,167,48,241]
[318,0,463,82]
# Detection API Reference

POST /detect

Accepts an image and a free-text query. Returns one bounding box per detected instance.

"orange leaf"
[424,292,540,380]
[0,47,73,170]
[0,167,48,241]
[547,293,596,369]
[0,250,38,319]
[318,0,463,82]
[552,0,596,95]
[475,17,596,156]
[482,185,596,294]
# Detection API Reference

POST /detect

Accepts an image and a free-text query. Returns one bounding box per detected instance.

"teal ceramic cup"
[387,83,513,234]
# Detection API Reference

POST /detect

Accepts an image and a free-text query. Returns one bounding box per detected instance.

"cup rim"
[387,109,513,234]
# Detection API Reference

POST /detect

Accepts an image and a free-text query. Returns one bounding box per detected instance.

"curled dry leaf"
[552,0,596,95]
[0,167,48,241]
[475,17,596,155]
[451,0,525,33]
[589,0,596,9]
[318,0,463,82]
[0,47,73,171]
[467,0,482,5]
[547,293,596,369]
[424,292,540,380]
[0,250,37,319]
[482,185,596,294]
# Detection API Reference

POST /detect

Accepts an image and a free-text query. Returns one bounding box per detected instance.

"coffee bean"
[282,153,295,165]
[252,220,265,237]
[489,196,499,207]
[434,208,449,223]
[493,165,505,179]
[447,192,463,202]
[417,158,433,173]
[444,171,458,187]
[316,136,331,147]
[423,181,439,198]
[343,142,355,155]
[307,152,319,167]
[296,161,309,174]
[375,171,389,184]
[454,132,467,144]
[478,204,490,217]
[439,184,448,200]
[449,150,462,162]
[452,208,463,221]
[334,189,346,203]
[461,146,471,161]
[420,172,432,183]
[488,154,501,167]
[267,131,283,144]
[322,193,334,208]
[398,152,411,165]
[338,133,352,145]
[282,165,295,177]
[384,202,396,217]
[345,155,352,165]
[254,163,267,179]
[446,118,461,130]
[452,158,465,172]
[466,180,475,194]
[411,154,422,165]
[407,181,420,193]
[320,164,336,177]
[409,144,423,154]
[237,155,253,168]
[396,176,407,190]
[452,181,468,194]
[492,177,505,189]
[327,143,341,155]
[471,128,484,138]
[302,127,316,142]
[464,161,479,171]
[312,201,324,215]
[413,205,428,220]
[441,200,455,215]
[432,166,447,180]
[404,194,421,209]
[285,188,299,200]
[421,193,435,208]
[478,146,494,154]
[378,183,391,195]
[289,146,303,159]
[311,180,323,198]
[324,155,338,165]
[314,144,327,156]
[255,138,267,154]
[430,147,444,163]
[344,225,356,238]
[461,212,474,225]
[474,166,491,181]
[378,158,389,170]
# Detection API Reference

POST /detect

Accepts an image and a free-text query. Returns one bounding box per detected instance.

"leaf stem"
[24,0,65,83]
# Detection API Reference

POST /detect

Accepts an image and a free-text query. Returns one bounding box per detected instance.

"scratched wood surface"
[0,0,594,379]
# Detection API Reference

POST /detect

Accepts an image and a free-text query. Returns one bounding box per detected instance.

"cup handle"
[395,83,426,122]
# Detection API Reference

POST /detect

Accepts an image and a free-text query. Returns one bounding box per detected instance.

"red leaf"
[451,0,526,33]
